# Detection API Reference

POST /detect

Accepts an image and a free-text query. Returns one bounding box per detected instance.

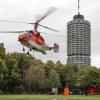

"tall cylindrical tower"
[67,14,91,66]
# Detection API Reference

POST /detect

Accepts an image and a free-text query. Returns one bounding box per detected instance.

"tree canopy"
[0,43,100,94]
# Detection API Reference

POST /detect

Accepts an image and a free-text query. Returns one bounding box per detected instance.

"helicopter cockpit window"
[22,31,31,38]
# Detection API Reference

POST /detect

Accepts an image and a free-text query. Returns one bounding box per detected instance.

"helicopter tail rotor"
[53,43,59,53]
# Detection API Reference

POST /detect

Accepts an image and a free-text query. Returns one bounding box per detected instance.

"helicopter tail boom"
[46,43,59,53]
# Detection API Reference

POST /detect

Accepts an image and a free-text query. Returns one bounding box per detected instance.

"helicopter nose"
[18,35,26,42]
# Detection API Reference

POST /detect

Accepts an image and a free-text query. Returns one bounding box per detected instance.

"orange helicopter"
[0,7,59,55]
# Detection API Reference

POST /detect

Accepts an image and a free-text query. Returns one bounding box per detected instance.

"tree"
[61,64,79,88]
[49,69,60,87]
[0,58,7,92]
[76,66,100,89]
[55,61,64,75]
[25,59,45,93]
[48,69,60,93]
[99,68,100,85]
[44,60,55,78]
[0,43,6,59]
[5,52,34,93]
[5,58,19,93]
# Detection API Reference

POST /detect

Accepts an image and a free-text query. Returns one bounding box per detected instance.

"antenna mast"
[78,0,80,15]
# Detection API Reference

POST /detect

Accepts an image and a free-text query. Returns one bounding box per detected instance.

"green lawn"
[0,95,100,100]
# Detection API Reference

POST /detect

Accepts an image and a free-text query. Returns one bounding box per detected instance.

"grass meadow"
[0,95,100,100]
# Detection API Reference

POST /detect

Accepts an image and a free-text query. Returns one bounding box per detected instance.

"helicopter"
[0,7,59,55]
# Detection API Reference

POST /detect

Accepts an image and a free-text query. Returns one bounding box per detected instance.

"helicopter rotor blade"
[0,7,57,25]
[0,30,65,37]
[0,7,58,32]
[0,20,59,32]
[0,31,24,33]
[0,19,32,24]
[35,7,57,23]
[38,24,59,32]
[39,31,66,37]
[0,30,47,34]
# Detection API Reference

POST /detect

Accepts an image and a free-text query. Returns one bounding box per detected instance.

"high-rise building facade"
[67,14,91,66]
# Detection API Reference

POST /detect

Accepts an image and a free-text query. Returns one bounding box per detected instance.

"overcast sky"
[0,0,100,67]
